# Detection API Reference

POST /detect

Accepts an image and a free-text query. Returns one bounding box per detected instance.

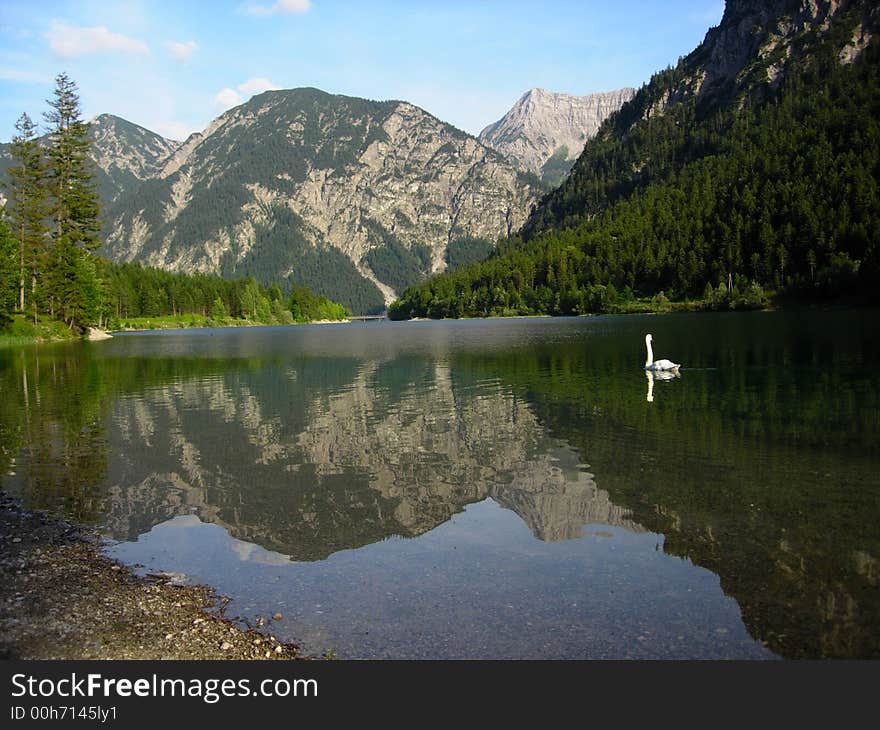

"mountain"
[88,114,179,204]
[100,88,541,313]
[0,113,178,208]
[526,0,879,237]
[479,87,635,186]
[390,0,880,319]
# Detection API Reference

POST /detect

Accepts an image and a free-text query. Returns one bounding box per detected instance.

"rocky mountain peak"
[653,0,874,111]
[88,114,180,203]
[89,114,179,173]
[479,86,636,185]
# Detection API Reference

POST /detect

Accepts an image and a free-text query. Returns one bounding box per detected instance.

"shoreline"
[4,298,875,345]
[110,318,351,333]
[0,316,353,346]
[0,491,307,660]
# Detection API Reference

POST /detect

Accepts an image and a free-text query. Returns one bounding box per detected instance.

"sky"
[0,0,725,142]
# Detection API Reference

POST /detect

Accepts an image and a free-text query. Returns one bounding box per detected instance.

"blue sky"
[0,0,724,142]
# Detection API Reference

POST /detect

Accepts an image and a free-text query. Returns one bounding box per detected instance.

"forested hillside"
[390,0,879,319]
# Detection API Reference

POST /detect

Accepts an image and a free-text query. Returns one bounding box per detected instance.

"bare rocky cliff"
[479,87,635,184]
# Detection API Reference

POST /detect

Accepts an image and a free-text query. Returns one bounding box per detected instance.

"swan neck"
[645,338,654,367]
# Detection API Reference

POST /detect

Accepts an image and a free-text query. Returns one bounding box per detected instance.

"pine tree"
[43,72,101,329]
[5,113,49,322]
[0,219,18,326]
[44,73,100,251]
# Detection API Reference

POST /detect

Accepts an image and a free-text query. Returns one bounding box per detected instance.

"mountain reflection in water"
[1,311,878,658]
[101,359,642,556]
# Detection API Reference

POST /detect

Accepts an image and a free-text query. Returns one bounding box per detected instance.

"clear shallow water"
[2,311,879,658]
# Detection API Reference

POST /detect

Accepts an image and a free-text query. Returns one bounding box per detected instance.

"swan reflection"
[646,368,679,402]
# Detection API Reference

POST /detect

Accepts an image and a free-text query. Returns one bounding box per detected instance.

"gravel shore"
[0,492,305,660]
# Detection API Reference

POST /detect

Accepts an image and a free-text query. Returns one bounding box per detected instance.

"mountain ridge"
[2,87,543,313]
[98,87,542,313]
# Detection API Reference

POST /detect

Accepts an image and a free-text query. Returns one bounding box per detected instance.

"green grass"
[113,314,286,331]
[1,308,351,345]
[604,297,706,315]
[111,310,347,332]
[113,314,225,331]
[0,314,79,347]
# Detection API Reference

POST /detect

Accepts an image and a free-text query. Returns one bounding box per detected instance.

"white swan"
[646,369,679,402]
[644,333,680,372]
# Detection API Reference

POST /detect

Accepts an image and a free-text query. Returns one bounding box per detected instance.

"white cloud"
[214,77,281,110]
[242,0,312,18]
[0,67,52,84]
[47,20,149,58]
[155,120,195,142]
[237,77,280,95]
[214,87,243,108]
[165,39,197,62]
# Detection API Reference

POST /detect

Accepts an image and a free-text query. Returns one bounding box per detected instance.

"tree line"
[101,260,348,326]
[0,73,349,333]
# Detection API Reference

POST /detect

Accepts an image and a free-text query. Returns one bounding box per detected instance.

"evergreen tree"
[44,72,100,251]
[5,113,49,322]
[0,219,17,326]
[210,296,228,320]
[43,73,101,329]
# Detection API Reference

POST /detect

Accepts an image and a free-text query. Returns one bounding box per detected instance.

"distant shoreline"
[0,315,353,346]
[5,298,875,345]
[110,318,351,333]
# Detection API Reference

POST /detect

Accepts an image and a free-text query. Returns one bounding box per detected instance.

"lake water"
[1,310,878,658]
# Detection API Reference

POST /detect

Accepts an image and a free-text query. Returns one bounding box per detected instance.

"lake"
[1,310,878,658]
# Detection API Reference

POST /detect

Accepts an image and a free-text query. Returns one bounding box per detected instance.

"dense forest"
[390,10,880,320]
[0,74,349,337]
[99,260,348,326]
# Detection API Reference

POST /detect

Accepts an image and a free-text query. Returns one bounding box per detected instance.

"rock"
[272,612,282,621]
[87,328,113,341]
[0,490,309,661]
